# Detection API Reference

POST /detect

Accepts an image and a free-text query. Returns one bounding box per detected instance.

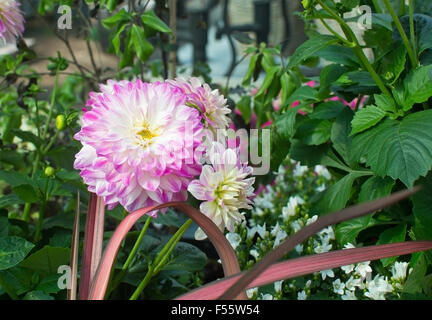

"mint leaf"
[350,105,387,135]
[288,35,339,68]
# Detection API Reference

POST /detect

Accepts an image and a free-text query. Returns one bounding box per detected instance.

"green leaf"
[0,217,8,237]
[412,173,432,241]
[335,214,377,246]
[313,172,367,215]
[316,45,359,67]
[280,72,297,103]
[0,170,32,187]
[402,65,432,111]
[36,274,63,294]
[23,290,54,300]
[101,9,131,29]
[0,194,24,208]
[289,140,330,167]
[288,35,339,68]
[12,184,40,203]
[374,93,397,113]
[141,10,171,33]
[376,224,407,266]
[256,66,279,97]
[286,86,318,105]
[0,237,34,271]
[130,24,154,63]
[11,130,43,148]
[403,254,427,295]
[311,100,346,120]
[236,96,252,124]
[273,105,302,140]
[350,105,387,135]
[152,209,182,228]
[331,108,354,165]
[358,176,395,203]
[351,111,432,187]
[0,267,34,296]
[242,54,259,86]
[161,242,207,272]
[295,119,332,146]
[19,246,70,276]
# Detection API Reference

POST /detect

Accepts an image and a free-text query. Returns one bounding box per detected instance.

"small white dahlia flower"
[74,80,204,214]
[167,77,231,131]
[188,142,255,240]
[0,0,25,44]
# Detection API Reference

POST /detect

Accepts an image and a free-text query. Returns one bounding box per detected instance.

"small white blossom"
[282,196,305,221]
[246,287,258,299]
[314,240,332,254]
[250,249,260,260]
[261,293,274,300]
[355,261,372,278]
[290,220,303,233]
[318,227,335,241]
[297,290,307,300]
[344,243,356,249]
[365,275,393,300]
[341,290,357,300]
[316,184,326,192]
[305,280,312,288]
[320,269,335,280]
[391,262,409,281]
[332,279,345,295]
[306,215,318,226]
[341,264,355,274]
[345,276,364,291]
[295,244,304,254]
[226,232,242,250]
[293,162,308,177]
[314,165,331,180]
[274,280,283,293]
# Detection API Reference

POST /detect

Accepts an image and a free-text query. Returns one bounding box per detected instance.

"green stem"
[382,0,418,67]
[123,216,152,270]
[106,216,152,298]
[42,72,59,140]
[33,200,47,242]
[318,16,354,47]
[129,219,193,300]
[23,72,59,222]
[317,0,391,96]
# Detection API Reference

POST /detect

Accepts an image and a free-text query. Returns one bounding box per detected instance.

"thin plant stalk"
[382,0,418,67]
[129,219,193,300]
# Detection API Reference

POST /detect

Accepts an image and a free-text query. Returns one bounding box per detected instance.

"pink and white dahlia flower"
[74,80,204,214]
[167,77,231,131]
[188,142,255,240]
[0,0,24,44]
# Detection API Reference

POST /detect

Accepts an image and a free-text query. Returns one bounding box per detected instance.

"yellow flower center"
[136,122,160,146]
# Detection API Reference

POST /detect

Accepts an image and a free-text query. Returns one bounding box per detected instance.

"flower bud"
[56,114,66,131]
[44,166,55,177]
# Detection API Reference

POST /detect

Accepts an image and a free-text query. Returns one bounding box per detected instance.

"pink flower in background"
[0,0,24,44]
[74,80,204,214]
[188,142,255,240]
[167,77,231,131]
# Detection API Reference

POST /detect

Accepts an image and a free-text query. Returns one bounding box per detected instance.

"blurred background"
[1,0,310,86]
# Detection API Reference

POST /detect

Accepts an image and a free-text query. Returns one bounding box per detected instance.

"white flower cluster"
[226,159,412,301]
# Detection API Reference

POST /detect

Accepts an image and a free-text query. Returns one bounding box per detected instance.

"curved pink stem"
[176,241,432,300]
[88,202,243,300]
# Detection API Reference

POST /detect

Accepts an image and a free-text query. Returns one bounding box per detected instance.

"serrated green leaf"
[161,242,207,272]
[351,111,432,187]
[12,184,40,203]
[0,237,34,271]
[0,194,24,208]
[331,108,354,165]
[23,290,54,300]
[402,65,432,111]
[374,93,397,113]
[335,214,377,246]
[350,105,387,135]
[0,171,32,187]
